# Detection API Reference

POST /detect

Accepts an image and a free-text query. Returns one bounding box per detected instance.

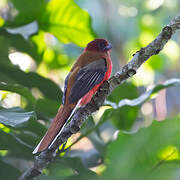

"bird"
[33,38,112,154]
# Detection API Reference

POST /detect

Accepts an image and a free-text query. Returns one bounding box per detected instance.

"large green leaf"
[0,107,36,128]
[4,0,46,28]
[0,107,46,136]
[38,0,95,47]
[0,107,46,158]
[101,117,180,180]
[4,0,95,47]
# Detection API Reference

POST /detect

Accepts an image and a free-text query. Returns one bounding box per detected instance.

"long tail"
[32,104,74,154]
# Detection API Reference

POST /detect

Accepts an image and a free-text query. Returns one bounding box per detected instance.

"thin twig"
[18,14,180,180]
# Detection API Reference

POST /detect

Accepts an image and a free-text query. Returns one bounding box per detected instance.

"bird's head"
[85,38,112,52]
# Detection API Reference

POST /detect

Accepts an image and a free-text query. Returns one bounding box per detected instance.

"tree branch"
[18,14,180,180]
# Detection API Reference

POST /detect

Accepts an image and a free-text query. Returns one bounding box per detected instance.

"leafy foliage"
[0,63,63,101]
[0,0,180,179]
[38,0,95,47]
[0,107,36,127]
[0,28,41,63]
[102,117,180,180]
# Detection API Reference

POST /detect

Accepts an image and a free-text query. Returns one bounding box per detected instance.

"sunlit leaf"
[38,0,95,47]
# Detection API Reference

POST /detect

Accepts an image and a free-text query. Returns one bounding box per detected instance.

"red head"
[85,38,112,52]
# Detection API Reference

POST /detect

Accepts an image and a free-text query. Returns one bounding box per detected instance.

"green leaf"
[4,0,46,28]
[0,82,36,109]
[0,107,36,128]
[38,0,95,47]
[0,157,21,180]
[0,107,46,158]
[0,63,63,101]
[101,117,180,180]
[0,107,46,136]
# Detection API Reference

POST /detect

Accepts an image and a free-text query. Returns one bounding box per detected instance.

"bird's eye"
[99,42,106,49]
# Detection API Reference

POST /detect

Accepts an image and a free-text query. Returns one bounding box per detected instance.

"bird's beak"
[104,43,112,51]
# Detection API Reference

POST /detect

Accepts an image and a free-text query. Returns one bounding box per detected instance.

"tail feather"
[33,104,74,154]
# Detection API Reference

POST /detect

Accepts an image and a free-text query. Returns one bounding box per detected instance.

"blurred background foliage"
[0,0,180,179]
